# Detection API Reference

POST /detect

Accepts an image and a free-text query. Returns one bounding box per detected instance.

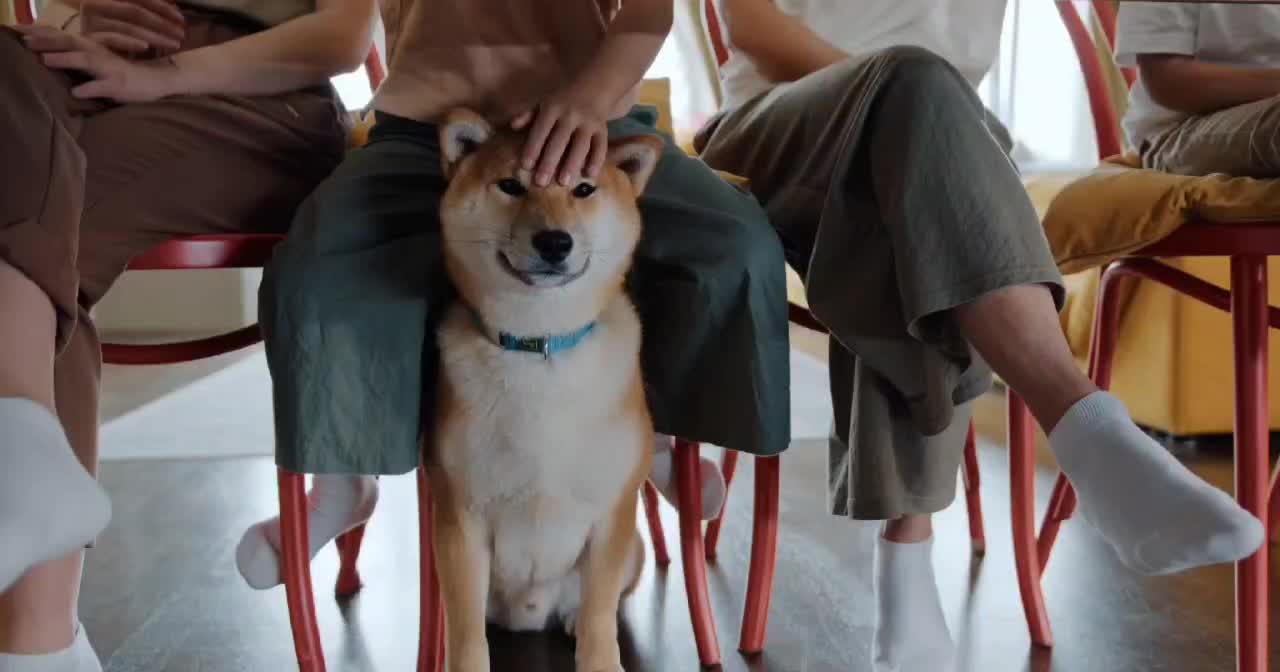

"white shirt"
[715,0,1009,110]
[1117,3,1280,149]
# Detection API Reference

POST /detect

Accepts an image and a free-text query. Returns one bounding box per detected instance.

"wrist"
[148,53,188,98]
[564,74,625,122]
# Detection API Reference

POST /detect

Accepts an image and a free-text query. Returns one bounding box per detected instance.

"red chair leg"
[279,469,326,672]
[1269,462,1280,541]
[642,480,671,566]
[417,466,446,672]
[675,439,722,667]
[960,422,986,556]
[739,456,779,656]
[1039,262,1123,570]
[334,524,367,598]
[1036,476,1076,572]
[1009,393,1053,648]
[1230,255,1270,672]
[704,449,740,561]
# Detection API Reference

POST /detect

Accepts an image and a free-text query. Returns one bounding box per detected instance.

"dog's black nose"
[532,230,573,264]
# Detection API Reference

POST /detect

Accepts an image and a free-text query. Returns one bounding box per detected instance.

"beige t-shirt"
[373,0,627,123]
[183,0,314,26]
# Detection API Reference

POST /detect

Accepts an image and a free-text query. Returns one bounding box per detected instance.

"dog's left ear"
[606,135,664,197]
[440,108,494,178]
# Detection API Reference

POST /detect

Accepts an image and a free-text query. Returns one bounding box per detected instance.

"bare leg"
[953,283,1263,576]
[0,260,109,657]
[0,260,56,408]
[950,284,1095,432]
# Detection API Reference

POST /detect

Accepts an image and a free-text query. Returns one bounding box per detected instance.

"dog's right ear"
[440,108,493,179]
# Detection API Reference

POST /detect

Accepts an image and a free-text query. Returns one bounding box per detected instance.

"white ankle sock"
[1049,392,1265,575]
[872,536,954,672]
[235,475,378,590]
[0,624,101,672]
[648,434,726,521]
[0,399,111,594]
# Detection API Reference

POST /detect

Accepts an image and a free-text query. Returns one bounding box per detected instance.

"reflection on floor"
[85,423,1276,672]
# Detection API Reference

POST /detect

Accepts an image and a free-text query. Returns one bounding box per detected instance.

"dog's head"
[438,108,661,322]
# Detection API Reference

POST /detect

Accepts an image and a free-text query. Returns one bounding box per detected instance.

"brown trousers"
[1141,94,1280,178]
[0,12,347,473]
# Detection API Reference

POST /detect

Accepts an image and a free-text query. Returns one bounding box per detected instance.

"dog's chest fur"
[434,297,647,627]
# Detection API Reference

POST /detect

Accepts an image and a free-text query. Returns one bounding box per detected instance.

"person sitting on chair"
[1118,1,1280,177]
[695,1,1266,670]
[0,0,372,668]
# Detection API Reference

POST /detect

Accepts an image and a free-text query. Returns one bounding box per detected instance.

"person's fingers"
[89,31,150,54]
[522,106,558,171]
[42,50,97,73]
[22,29,101,54]
[92,0,185,43]
[18,29,80,52]
[511,109,533,130]
[535,119,576,187]
[584,129,608,178]
[89,16,181,50]
[559,127,594,185]
[132,0,186,27]
[71,79,115,100]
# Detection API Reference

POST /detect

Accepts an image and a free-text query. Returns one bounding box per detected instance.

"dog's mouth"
[498,252,589,288]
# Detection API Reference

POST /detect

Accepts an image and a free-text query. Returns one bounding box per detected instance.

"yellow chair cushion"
[1044,154,1280,275]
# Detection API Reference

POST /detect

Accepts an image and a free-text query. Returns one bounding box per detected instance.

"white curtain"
[980,0,1099,171]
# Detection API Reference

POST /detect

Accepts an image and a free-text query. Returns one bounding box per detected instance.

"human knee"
[877,45,975,107]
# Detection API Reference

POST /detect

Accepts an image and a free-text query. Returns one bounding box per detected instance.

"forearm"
[721,0,846,83]
[1139,54,1280,116]
[567,0,671,118]
[166,1,374,97]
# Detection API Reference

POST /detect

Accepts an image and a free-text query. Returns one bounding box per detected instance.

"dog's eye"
[497,179,527,197]
[572,183,597,199]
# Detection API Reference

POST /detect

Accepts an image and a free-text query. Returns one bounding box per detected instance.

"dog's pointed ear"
[440,108,493,178]
[606,135,664,196]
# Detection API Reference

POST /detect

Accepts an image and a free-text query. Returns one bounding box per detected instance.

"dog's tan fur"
[429,108,663,672]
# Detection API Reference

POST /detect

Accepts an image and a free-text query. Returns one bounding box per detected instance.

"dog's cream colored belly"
[435,302,647,633]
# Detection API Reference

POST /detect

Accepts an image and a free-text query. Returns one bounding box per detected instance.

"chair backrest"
[703,0,729,69]
[14,0,34,25]
[1054,1,1135,159]
[10,0,384,89]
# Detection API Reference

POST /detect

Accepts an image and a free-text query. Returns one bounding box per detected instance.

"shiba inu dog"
[429,108,663,672]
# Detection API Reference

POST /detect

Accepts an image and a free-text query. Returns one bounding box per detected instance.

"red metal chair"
[1009,4,1276,671]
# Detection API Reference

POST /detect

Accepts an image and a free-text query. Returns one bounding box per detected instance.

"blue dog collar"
[472,310,597,360]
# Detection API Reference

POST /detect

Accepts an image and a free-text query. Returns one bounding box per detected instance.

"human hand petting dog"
[511,82,611,189]
[17,25,179,102]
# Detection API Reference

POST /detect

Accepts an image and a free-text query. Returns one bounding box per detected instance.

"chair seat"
[1140,220,1280,257]
[125,234,284,271]
[1044,154,1280,275]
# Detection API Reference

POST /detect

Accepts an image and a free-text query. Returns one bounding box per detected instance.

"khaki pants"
[0,11,347,472]
[1142,95,1280,178]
